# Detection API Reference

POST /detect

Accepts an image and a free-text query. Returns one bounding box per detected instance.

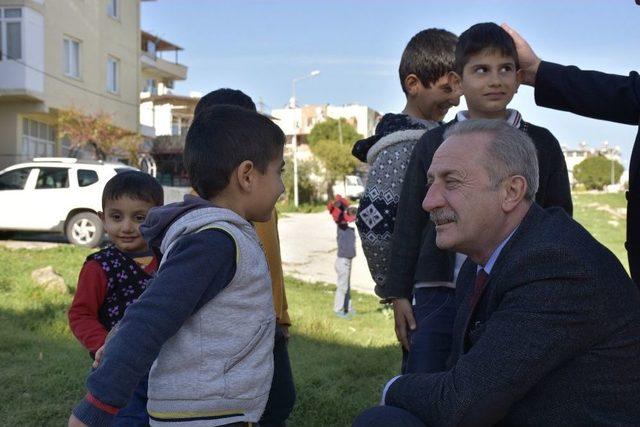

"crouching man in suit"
[354,119,640,426]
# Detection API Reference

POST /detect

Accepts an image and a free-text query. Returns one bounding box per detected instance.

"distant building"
[271,102,380,164]
[0,0,142,169]
[138,30,193,185]
[562,141,622,186]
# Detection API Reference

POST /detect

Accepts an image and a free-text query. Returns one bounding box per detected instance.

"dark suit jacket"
[534,61,640,284]
[386,204,640,426]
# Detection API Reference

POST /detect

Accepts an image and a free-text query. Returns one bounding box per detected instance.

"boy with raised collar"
[384,22,572,375]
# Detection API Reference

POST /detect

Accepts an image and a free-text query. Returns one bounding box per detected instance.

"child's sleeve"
[72,229,236,425]
[68,260,109,354]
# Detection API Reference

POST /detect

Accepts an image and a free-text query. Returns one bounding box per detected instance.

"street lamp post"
[290,70,320,207]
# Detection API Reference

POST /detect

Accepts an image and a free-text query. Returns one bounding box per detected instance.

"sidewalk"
[278,212,376,295]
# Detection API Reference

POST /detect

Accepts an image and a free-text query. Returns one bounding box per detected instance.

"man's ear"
[501,175,527,212]
[235,160,255,192]
[448,71,463,95]
[403,74,422,96]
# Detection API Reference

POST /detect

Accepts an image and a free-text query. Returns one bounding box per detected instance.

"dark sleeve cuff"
[534,61,564,107]
[72,396,117,427]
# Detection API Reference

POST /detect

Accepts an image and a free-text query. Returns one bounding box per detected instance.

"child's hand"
[68,414,87,427]
[92,345,105,368]
[281,325,290,341]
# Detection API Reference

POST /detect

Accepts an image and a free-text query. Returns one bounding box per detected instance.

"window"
[171,116,181,136]
[144,78,157,95]
[22,118,55,158]
[146,40,156,59]
[106,56,119,93]
[107,0,118,18]
[0,8,22,61]
[0,168,31,190]
[35,168,69,189]
[77,169,99,187]
[63,37,80,78]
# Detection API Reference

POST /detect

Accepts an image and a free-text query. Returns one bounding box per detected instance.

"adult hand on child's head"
[68,414,88,427]
[92,344,105,369]
[392,298,416,351]
[501,23,541,86]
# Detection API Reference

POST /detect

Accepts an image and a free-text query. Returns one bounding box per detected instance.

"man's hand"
[68,414,87,427]
[92,344,105,369]
[501,23,541,86]
[392,298,416,351]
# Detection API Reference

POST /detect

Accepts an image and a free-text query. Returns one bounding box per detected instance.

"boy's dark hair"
[399,28,458,94]
[454,22,519,75]
[184,105,285,200]
[194,88,256,117]
[102,170,164,209]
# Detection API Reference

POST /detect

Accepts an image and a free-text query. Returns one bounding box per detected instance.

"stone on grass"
[31,266,67,294]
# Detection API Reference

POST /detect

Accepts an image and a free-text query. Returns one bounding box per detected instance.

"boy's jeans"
[402,287,455,374]
[334,257,353,313]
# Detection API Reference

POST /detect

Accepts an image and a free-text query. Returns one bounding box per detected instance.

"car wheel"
[65,212,103,247]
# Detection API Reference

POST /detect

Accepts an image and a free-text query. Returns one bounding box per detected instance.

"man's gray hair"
[443,119,539,200]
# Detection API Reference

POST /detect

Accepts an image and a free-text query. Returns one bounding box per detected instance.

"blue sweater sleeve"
[73,229,236,425]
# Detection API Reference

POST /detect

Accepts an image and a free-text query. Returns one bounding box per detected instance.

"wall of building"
[42,0,140,131]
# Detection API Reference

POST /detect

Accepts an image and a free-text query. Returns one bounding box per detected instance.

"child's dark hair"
[194,88,256,116]
[102,170,164,209]
[184,105,285,200]
[399,28,458,94]
[454,22,519,75]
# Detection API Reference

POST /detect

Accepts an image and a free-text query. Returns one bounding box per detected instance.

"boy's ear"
[448,71,462,94]
[403,74,422,96]
[98,211,105,222]
[236,160,255,192]
[514,68,524,93]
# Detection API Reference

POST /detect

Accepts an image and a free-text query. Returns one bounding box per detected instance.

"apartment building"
[138,30,193,185]
[0,0,141,169]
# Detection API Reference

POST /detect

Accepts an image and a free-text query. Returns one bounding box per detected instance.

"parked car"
[332,175,364,200]
[0,158,136,247]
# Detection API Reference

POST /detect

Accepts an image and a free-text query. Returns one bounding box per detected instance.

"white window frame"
[106,55,119,94]
[0,7,23,61]
[22,118,56,159]
[63,36,81,79]
[107,0,119,19]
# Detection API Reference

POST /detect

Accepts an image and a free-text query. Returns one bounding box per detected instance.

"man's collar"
[478,226,519,274]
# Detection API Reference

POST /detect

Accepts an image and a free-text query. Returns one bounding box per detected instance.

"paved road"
[1,211,379,295]
[278,212,376,295]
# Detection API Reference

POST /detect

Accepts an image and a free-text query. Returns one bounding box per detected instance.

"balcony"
[141,53,188,81]
[141,30,187,81]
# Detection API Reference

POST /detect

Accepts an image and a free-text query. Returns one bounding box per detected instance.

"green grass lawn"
[0,192,628,425]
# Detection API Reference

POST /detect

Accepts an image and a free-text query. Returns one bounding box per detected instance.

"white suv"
[0,158,136,247]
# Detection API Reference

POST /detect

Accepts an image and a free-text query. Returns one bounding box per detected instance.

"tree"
[57,108,142,163]
[307,118,361,194]
[573,155,624,190]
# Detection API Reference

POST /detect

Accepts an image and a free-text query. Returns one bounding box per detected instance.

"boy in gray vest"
[69,105,285,427]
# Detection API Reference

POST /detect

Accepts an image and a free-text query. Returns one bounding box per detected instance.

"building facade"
[0,0,141,169]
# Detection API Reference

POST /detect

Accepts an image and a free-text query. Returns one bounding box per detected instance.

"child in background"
[69,105,285,427]
[327,195,357,318]
[68,170,164,426]
[352,28,460,293]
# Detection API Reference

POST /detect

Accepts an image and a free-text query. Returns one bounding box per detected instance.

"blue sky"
[142,0,639,166]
